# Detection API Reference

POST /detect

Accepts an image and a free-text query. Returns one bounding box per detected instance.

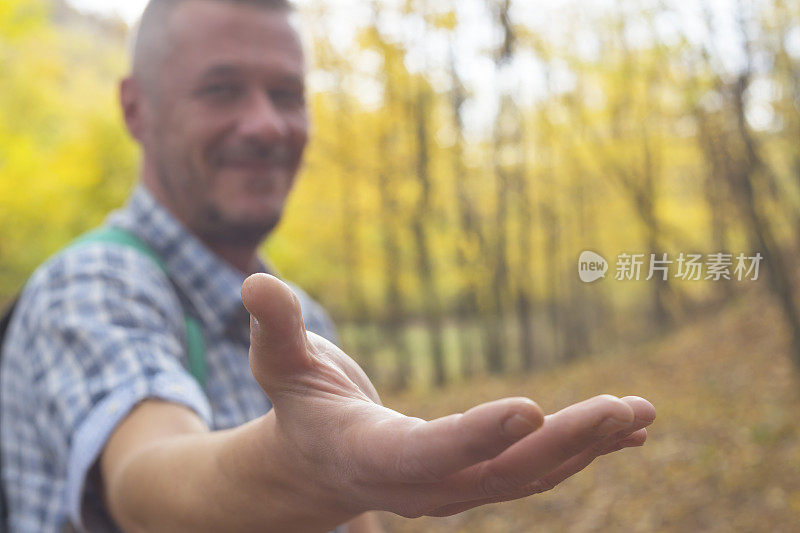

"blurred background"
[1,0,799,530]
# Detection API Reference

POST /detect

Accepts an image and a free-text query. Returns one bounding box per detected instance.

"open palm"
[241,273,655,520]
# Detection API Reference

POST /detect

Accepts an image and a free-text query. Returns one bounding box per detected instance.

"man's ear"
[120,77,147,142]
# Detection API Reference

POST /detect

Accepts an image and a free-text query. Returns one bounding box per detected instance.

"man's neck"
[205,243,262,276]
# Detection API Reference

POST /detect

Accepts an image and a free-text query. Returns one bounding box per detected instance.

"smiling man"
[129,0,309,271]
[0,1,655,532]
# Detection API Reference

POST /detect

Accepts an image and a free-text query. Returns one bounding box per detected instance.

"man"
[0,0,656,531]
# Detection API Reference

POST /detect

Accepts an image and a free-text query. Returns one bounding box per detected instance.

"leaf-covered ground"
[377,295,800,532]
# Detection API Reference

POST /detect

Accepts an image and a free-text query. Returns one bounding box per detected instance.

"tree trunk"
[410,83,447,387]
[448,44,483,378]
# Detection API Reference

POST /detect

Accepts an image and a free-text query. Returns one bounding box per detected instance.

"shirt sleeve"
[14,243,213,531]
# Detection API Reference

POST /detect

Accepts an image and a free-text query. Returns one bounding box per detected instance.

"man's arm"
[347,512,384,533]
[101,401,360,532]
[100,274,655,532]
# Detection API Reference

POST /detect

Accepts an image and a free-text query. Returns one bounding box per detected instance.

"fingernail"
[597,417,630,436]
[502,414,539,439]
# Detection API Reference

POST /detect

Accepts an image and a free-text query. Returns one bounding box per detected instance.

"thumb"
[241,273,314,393]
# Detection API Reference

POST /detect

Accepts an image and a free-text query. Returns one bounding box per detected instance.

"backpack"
[0,226,207,531]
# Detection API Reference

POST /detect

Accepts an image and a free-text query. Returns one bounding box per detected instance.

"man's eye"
[271,90,305,107]
[200,84,241,99]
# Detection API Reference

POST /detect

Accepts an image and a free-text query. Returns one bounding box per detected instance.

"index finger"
[451,394,648,499]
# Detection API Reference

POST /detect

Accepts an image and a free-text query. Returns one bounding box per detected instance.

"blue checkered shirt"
[0,185,339,532]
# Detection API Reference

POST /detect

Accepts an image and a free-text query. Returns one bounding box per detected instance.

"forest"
[4,0,799,388]
[2,0,799,529]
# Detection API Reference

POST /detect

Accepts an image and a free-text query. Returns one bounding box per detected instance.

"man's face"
[140,1,308,244]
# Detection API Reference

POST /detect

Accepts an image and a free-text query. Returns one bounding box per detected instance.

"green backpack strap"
[70,227,207,387]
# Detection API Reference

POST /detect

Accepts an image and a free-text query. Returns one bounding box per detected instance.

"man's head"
[121,0,307,248]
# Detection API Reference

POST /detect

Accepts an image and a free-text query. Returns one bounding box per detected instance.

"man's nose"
[238,92,288,142]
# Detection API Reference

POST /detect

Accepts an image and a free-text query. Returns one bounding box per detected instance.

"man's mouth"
[221,158,285,172]
[213,144,291,170]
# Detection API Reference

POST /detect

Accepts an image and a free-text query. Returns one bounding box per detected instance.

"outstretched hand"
[241,273,655,520]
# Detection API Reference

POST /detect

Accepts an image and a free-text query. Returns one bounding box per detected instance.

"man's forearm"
[104,412,357,532]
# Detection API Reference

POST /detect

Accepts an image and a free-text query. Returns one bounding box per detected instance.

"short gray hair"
[130,0,294,97]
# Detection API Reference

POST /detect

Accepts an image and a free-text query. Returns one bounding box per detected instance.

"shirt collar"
[106,185,253,336]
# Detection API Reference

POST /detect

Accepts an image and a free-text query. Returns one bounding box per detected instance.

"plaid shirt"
[1,185,339,532]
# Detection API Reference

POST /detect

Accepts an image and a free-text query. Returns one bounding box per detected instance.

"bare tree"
[447,41,485,378]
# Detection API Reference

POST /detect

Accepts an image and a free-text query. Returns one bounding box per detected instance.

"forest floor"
[375,292,800,532]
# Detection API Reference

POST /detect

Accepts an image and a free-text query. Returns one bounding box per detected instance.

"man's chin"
[200,211,283,246]
[220,166,293,194]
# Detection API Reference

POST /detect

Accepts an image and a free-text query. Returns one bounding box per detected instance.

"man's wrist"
[219,412,360,531]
